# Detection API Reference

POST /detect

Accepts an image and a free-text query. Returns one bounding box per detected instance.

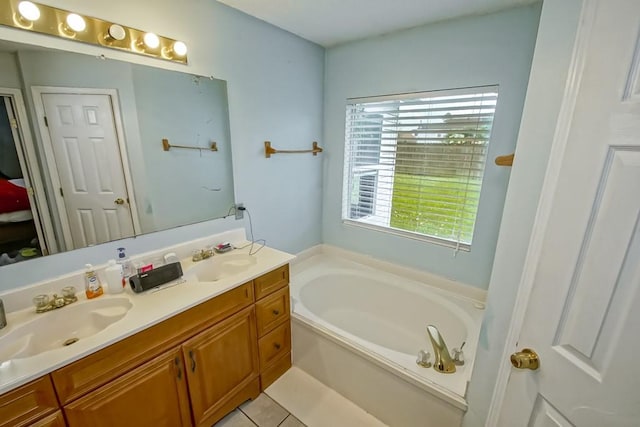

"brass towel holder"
[162,138,218,153]
[264,141,323,158]
[495,153,514,166]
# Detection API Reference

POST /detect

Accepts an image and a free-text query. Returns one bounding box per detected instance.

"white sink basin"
[0,296,132,362]
[191,253,257,282]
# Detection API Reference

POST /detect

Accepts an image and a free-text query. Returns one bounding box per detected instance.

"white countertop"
[0,244,295,395]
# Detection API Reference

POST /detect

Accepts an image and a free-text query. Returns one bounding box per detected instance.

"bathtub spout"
[426,325,456,374]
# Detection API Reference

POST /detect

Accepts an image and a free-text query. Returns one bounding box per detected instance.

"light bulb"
[143,32,159,49]
[66,13,86,32]
[18,1,40,21]
[173,41,187,57]
[107,24,126,41]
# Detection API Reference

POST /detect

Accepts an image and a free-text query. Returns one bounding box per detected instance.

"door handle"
[510,348,539,370]
[189,350,196,372]
[114,198,125,205]
[175,357,182,380]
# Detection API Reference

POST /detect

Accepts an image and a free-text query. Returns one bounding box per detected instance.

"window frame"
[341,85,499,251]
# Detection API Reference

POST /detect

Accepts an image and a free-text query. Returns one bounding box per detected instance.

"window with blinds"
[342,86,499,250]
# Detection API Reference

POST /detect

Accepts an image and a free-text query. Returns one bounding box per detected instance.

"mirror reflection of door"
[0,91,48,265]
[34,88,139,250]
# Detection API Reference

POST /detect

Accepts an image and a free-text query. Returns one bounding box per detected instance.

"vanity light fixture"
[60,13,86,37]
[65,13,86,32]
[14,0,39,27]
[0,0,188,64]
[134,32,160,52]
[173,41,188,56]
[17,1,39,21]
[163,40,188,59]
[143,32,160,49]
[105,24,126,43]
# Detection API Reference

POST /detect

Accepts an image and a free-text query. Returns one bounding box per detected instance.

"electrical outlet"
[235,203,244,220]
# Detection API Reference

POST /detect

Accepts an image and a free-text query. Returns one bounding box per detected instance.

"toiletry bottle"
[116,247,134,278]
[84,264,104,299]
[104,259,125,294]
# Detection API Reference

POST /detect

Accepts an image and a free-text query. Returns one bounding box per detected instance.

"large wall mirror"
[0,40,234,268]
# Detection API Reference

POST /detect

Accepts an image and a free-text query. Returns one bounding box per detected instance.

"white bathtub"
[289,246,485,427]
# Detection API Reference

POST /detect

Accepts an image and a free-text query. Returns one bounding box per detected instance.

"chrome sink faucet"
[426,325,456,374]
[33,286,78,313]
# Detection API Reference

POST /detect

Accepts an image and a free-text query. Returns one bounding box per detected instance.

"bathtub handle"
[274,342,281,350]
[272,309,280,315]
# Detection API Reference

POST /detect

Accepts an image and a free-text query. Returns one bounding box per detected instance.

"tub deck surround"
[294,244,488,303]
[289,245,485,425]
[0,229,295,396]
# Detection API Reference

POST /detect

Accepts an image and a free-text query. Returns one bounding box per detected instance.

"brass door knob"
[510,348,539,370]
[114,198,125,205]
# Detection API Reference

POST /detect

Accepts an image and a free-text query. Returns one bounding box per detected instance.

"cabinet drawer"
[30,410,65,427]
[258,322,291,370]
[254,264,289,300]
[52,282,254,404]
[0,376,58,427]
[256,286,290,337]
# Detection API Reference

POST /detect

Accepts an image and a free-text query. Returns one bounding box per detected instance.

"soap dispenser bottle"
[104,259,125,294]
[84,264,104,299]
[117,247,134,278]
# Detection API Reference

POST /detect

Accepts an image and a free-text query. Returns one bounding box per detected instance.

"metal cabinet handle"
[272,309,280,315]
[175,357,182,380]
[189,350,196,372]
[274,342,281,350]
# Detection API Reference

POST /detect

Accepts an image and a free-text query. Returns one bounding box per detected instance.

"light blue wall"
[463,1,584,425]
[0,52,21,87]
[322,5,541,289]
[0,0,324,291]
[131,66,233,231]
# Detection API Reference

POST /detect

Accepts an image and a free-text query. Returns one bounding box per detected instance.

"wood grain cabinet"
[64,348,191,427]
[0,264,292,426]
[254,264,292,390]
[0,376,59,427]
[30,411,65,427]
[183,306,260,426]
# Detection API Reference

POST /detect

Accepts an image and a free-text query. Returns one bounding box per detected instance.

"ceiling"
[217,0,539,47]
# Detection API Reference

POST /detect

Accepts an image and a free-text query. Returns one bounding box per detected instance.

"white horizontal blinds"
[342,86,499,249]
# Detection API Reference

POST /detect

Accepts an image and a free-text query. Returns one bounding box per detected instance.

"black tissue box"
[129,262,183,293]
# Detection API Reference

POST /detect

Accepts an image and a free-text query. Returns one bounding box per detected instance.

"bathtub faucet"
[426,325,456,374]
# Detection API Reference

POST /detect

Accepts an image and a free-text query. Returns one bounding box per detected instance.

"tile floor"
[214,393,306,427]
[265,367,386,427]
[214,367,386,427]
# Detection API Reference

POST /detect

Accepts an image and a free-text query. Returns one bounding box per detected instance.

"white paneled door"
[497,0,640,425]
[40,92,135,249]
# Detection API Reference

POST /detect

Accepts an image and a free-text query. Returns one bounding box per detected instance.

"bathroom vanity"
[0,236,293,427]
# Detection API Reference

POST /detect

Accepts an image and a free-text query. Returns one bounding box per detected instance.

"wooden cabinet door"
[65,347,191,427]
[183,305,259,426]
[30,410,65,427]
[0,376,58,427]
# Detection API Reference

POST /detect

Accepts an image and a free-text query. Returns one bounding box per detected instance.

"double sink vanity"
[0,232,294,427]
